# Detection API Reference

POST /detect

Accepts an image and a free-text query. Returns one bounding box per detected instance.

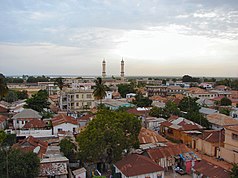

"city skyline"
[0,0,238,77]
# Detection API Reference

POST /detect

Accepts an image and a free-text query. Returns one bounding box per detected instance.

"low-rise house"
[206,113,238,130]
[145,117,166,131]
[160,117,203,146]
[192,160,230,178]
[77,114,94,127]
[150,96,167,108]
[145,144,196,172]
[97,99,134,110]
[214,85,231,91]
[196,98,215,107]
[139,127,168,150]
[39,146,69,178]
[52,113,79,135]
[192,130,225,157]
[198,82,214,89]
[72,167,87,178]
[13,135,48,158]
[0,115,8,130]
[114,154,164,178]
[0,100,26,113]
[199,107,219,116]
[12,109,42,129]
[220,125,238,163]
[186,87,218,99]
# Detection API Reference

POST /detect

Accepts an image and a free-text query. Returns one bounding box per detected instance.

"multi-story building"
[60,88,95,113]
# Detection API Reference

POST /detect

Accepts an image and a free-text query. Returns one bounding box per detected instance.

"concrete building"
[60,88,95,112]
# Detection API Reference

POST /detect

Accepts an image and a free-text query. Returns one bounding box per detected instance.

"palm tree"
[0,74,8,100]
[93,77,107,105]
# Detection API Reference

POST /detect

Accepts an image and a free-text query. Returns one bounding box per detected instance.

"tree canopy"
[133,93,152,107]
[178,97,200,113]
[59,137,77,161]
[25,90,50,112]
[182,75,200,83]
[77,110,141,164]
[54,77,64,90]
[0,73,8,100]
[0,148,40,178]
[117,83,135,98]
[220,97,232,106]
[93,77,107,102]
[231,163,238,178]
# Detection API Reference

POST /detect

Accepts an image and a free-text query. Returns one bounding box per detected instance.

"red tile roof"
[115,154,164,177]
[146,144,190,162]
[127,108,149,116]
[52,113,78,126]
[77,114,94,121]
[139,127,168,144]
[193,160,230,178]
[13,136,48,158]
[22,119,46,129]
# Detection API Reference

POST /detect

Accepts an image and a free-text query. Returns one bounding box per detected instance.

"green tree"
[25,90,50,112]
[178,97,200,113]
[0,73,8,100]
[0,130,7,146]
[186,111,210,128]
[231,163,238,178]
[4,90,18,103]
[117,83,135,98]
[149,107,169,118]
[16,90,28,100]
[77,110,141,164]
[182,75,200,83]
[60,137,77,161]
[220,97,232,106]
[165,101,180,116]
[133,93,152,107]
[0,148,40,178]
[219,108,230,116]
[54,77,64,90]
[93,77,107,104]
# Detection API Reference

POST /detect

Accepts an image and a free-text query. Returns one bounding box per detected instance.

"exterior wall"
[220,147,238,163]
[186,92,218,99]
[60,89,95,112]
[181,133,193,146]
[224,129,238,151]
[14,129,53,137]
[13,119,30,129]
[194,138,218,157]
[74,172,86,178]
[53,123,79,135]
[114,166,164,178]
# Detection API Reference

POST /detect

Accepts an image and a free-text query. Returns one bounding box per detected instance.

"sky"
[0,0,238,77]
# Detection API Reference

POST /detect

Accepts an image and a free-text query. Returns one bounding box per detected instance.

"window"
[86,94,91,99]
[58,128,63,132]
[76,94,79,98]
[232,133,238,140]
[76,103,79,106]
[17,120,19,124]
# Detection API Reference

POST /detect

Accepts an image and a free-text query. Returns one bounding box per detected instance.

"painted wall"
[53,123,79,135]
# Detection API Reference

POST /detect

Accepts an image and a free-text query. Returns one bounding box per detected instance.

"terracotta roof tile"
[23,119,46,129]
[52,113,78,126]
[114,154,164,177]
[13,136,48,158]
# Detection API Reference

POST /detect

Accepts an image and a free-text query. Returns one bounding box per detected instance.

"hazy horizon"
[0,0,238,77]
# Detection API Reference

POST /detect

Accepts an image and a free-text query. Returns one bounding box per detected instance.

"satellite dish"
[33,146,40,154]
